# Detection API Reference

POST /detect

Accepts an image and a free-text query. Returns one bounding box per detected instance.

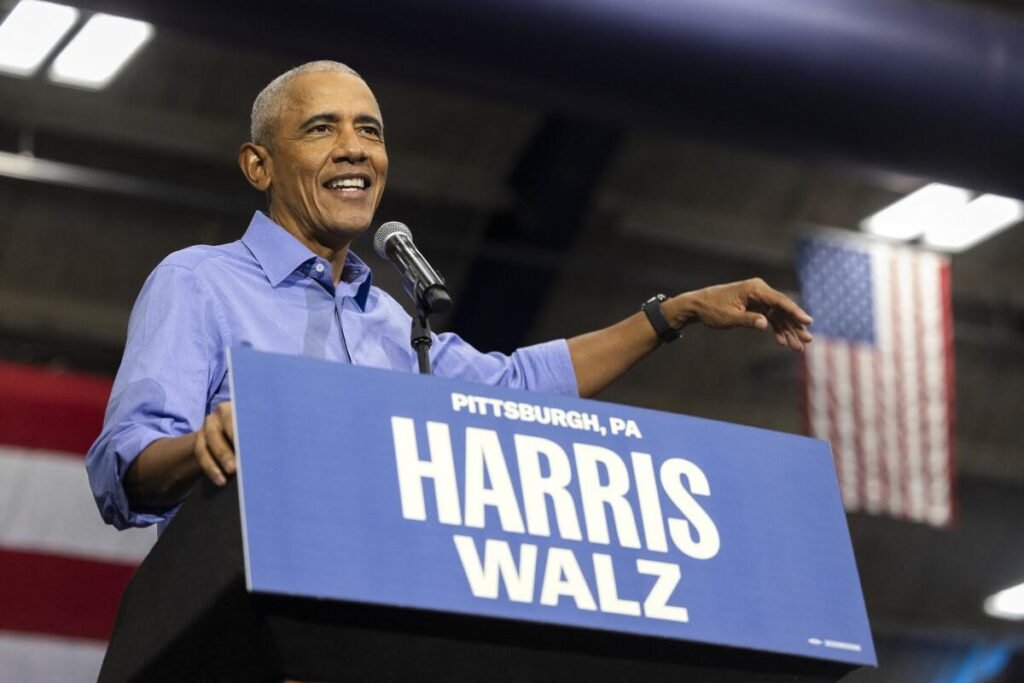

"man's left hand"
[665,278,814,351]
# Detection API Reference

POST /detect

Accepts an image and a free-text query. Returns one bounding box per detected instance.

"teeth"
[328,177,366,189]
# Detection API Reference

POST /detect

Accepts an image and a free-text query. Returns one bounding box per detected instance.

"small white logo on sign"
[807,637,862,652]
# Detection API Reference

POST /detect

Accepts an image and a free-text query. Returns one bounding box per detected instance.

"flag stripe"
[870,347,887,510]
[940,260,958,524]
[848,346,865,509]
[834,345,859,507]
[808,342,830,467]
[800,355,812,441]
[0,446,155,563]
[919,254,947,525]
[855,344,881,511]
[0,363,112,455]
[889,250,910,519]
[0,631,106,683]
[823,344,845,502]
[0,548,135,641]
[874,250,897,514]
[916,252,940,523]
[902,249,926,520]
[915,255,931,520]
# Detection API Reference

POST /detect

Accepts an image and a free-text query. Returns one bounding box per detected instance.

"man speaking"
[86,61,813,533]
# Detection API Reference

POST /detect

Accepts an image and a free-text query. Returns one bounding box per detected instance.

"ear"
[238,142,272,192]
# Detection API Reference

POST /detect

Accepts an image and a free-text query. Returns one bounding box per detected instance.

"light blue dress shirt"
[87,212,578,530]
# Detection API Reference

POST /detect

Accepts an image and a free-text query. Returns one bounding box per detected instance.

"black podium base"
[100,479,857,682]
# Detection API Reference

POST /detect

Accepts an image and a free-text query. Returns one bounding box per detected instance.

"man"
[86,61,812,532]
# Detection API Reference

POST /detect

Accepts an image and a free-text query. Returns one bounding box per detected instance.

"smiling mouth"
[322,175,372,197]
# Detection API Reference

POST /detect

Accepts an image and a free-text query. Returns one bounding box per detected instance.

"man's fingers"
[194,428,227,486]
[741,312,769,330]
[740,300,809,349]
[204,415,237,476]
[215,401,235,442]
[749,282,813,326]
[766,309,812,352]
[774,296,813,325]
[747,308,808,351]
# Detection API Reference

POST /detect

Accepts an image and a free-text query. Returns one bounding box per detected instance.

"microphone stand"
[410,306,432,375]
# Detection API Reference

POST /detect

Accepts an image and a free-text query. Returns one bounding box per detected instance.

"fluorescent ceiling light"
[984,582,1024,621]
[860,183,971,241]
[0,0,79,77]
[48,13,152,89]
[923,193,1024,252]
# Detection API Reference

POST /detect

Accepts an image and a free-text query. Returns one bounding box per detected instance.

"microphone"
[374,221,452,315]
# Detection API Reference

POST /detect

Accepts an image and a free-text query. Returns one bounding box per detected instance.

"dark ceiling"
[1,0,1022,679]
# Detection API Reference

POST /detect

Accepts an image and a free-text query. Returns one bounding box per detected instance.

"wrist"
[663,292,700,330]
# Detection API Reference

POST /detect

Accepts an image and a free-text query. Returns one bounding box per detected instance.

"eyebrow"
[355,113,384,131]
[297,112,384,131]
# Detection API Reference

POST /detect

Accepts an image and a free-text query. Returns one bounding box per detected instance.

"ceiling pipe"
[0,151,252,211]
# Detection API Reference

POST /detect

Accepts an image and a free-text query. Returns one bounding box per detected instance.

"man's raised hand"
[668,278,814,351]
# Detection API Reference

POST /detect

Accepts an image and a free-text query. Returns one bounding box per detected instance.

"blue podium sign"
[229,347,875,667]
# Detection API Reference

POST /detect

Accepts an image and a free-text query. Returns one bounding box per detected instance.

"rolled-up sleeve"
[85,262,227,529]
[431,333,579,397]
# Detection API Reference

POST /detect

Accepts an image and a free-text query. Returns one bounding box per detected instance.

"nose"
[331,126,368,164]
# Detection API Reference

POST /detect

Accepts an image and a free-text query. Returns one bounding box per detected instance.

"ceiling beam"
[449,116,621,353]
[0,151,251,211]
[0,77,511,212]
[0,78,241,163]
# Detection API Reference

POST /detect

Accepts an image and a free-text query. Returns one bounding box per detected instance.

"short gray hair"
[250,60,362,148]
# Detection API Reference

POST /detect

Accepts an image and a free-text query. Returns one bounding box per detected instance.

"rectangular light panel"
[48,13,152,89]
[923,193,1024,252]
[860,183,971,242]
[0,0,78,77]
[984,582,1024,621]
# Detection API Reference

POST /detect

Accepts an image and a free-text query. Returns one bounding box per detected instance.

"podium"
[100,349,874,682]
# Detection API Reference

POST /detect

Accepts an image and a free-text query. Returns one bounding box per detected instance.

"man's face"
[263,71,388,247]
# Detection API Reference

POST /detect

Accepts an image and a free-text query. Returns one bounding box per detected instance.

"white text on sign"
[390,416,720,623]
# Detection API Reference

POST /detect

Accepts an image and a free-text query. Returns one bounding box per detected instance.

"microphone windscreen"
[374,221,413,259]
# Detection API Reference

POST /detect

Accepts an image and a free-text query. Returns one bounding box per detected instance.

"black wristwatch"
[641,294,683,344]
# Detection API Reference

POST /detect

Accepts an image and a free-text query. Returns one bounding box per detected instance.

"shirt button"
[315,263,325,273]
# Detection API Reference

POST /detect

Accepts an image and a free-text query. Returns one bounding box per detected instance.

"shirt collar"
[341,250,374,311]
[240,211,374,310]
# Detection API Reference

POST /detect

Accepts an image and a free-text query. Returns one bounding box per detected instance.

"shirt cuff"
[106,424,185,529]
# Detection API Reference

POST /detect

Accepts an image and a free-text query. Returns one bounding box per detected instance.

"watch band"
[641,294,682,344]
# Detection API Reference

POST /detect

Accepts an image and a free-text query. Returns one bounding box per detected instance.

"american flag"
[0,363,155,681]
[796,233,956,527]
